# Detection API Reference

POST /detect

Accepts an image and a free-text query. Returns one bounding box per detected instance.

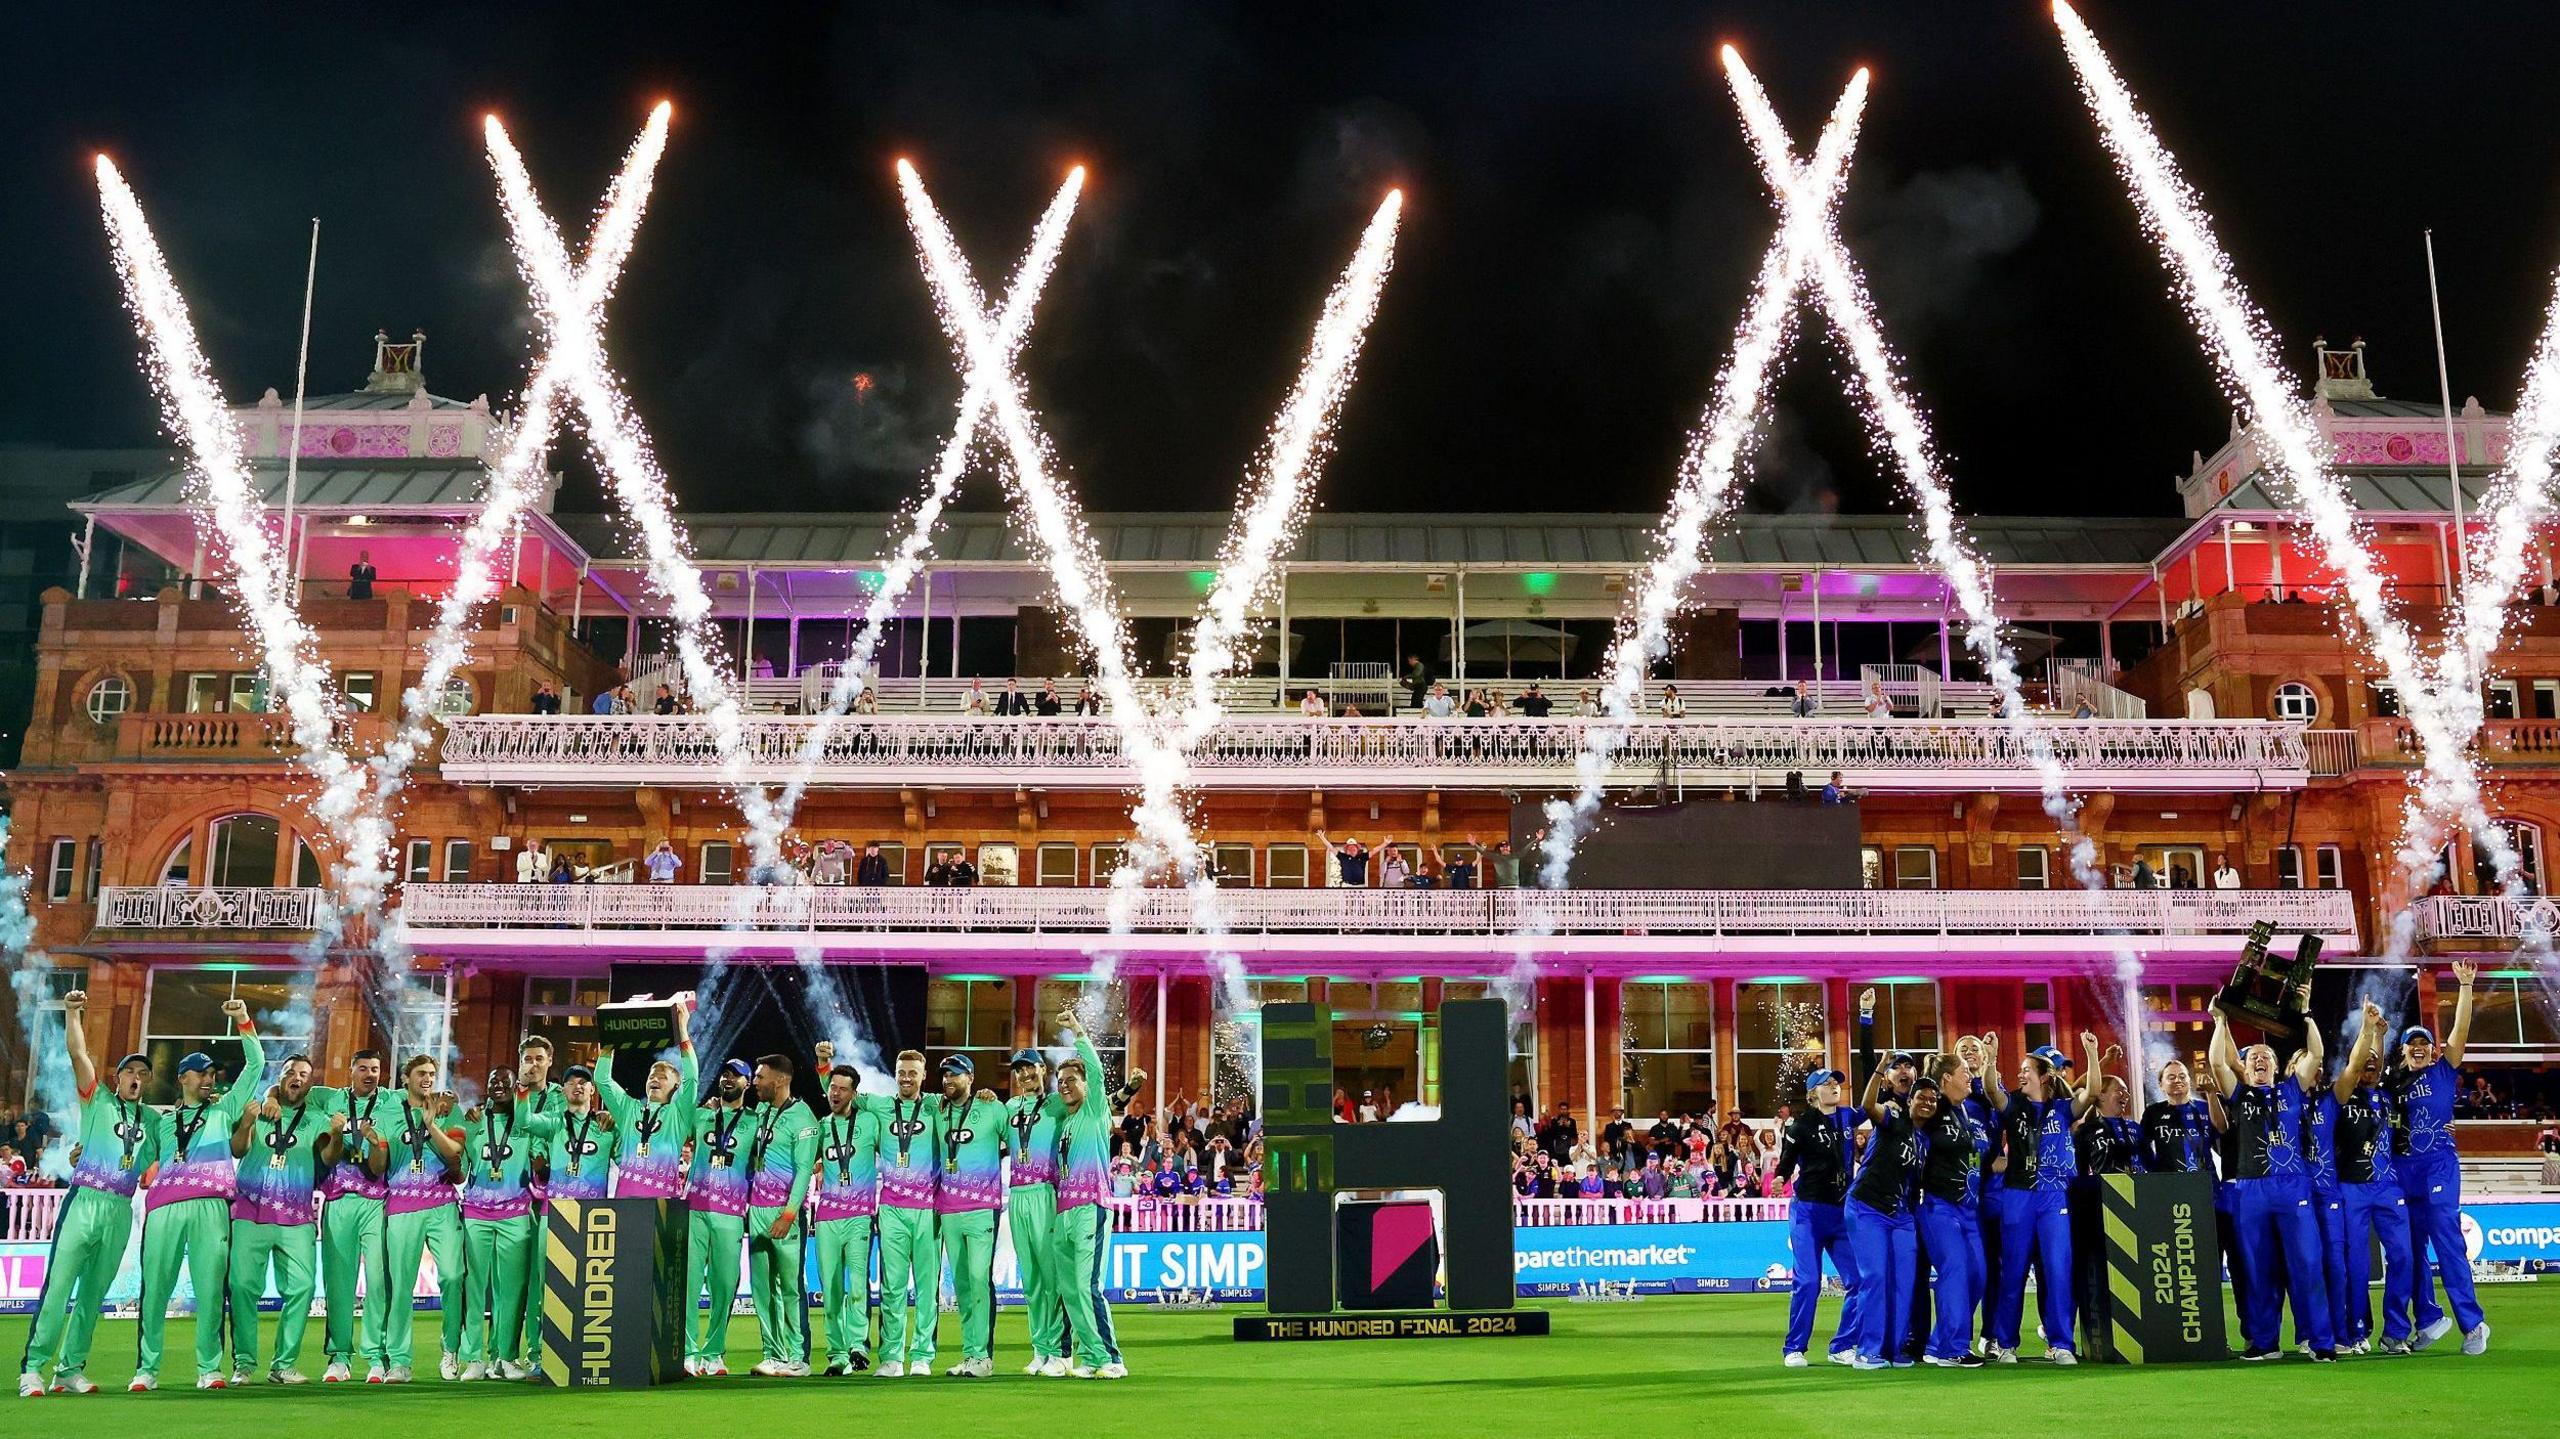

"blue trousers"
[1845,1198,1914,1363]
[2400,1160,2484,1333]
[2231,1177,2333,1352]
[2342,1180,2413,1343]
[1991,1185,2073,1355]
[1974,1181,2003,1342]
[1917,1197,1982,1361]
[2310,1187,2352,1346]
[1783,1200,1864,1357]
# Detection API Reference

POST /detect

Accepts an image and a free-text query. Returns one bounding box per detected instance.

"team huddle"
[1775,966,2496,1369]
[17,992,1141,1395]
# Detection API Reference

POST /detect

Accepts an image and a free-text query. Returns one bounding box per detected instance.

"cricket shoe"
[1024,1357,1050,1375]
[774,1361,811,1378]
[946,1358,992,1378]
[1782,1352,1808,1369]
[439,1354,461,1381]
[195,1374,227,1390]
[1039,1357,1071,1378]
[1989,1347,2018,1365]
[2046,1350,2077,1367]
[701,1359,730,1378]
[458,1361,489,1382]
[495,1361,528,1382]
[17,1373,43,1399]
[323,1362,352,1384]
[1849,1354,1890,1371]
[875,1362,905,1379]
[230,1370,253,1387]
[383,1366,412,1384]
[52,1372,98,1395]
[1096,1362,1127,1379]
[907,1364,932,1379]
[750,1360,784,1377]
[270,1368,309,1385]
[682,1356,701,1376]
[1826,1348,1857,1366]
[366,1364,388,1384]
[2338,1340,2369,1357]
[127,1374,158,1393]
[2375,1338,2412,1357]
[2414,1315,2455,1351]
[2240,1347,2278,1362]
[822,1363,847,1378]
[1069,1363,1098,1379]
[846,1353,869,1373]
[2311,1350,2337,1364]
[2462,1323,2491,1356]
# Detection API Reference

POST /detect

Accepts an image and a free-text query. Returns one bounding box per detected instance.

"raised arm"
[2199,1059,2228,1132]
[1977,1032,2008,1112]
[1854,988,1879,1094]
[2335,1001,2383,1104]
[2445,960,2479,1067]
[2072,1032,2102,1117]
[1861,1053,1891,1126]
[425,1091,465,1162]
[62,989,99,1098]
[2291,1012,2324,1095]
[2208,1002,2240,1095]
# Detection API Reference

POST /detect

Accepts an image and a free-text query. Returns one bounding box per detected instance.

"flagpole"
[282,218,319,596]
[2424,228,2467,604]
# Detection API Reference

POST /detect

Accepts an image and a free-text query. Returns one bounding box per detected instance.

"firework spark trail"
[748,169,1088,872]
[1178,191,1404,747]
[486,115,753,823]
[1,819,76,1179]
[2053,1,2546,966]
[896,160,1237,1010]
[1722,54,2148,1083]
[1512,72,1868,1001]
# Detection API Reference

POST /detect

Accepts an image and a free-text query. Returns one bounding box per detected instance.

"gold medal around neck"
[638,1142,651,1158]
[269,1151,288,1170]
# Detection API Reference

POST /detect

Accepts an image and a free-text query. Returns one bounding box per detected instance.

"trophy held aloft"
[2213,920,2320,1041]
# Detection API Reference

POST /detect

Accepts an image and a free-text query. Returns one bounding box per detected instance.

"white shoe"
[1069,1363,1098,1379]
[365,1364,388,1384]
[495,1360,527,1382]
[52,1372,97,1395]
[2046,1349,2078,1367]
[1782,1352,1808,1368]
[127,1374,158,1393]
[440,1354,461,1382]
[1040,1357,1071,1378]
[2462,1323,2491,1356]
[384,1366,412,1385]
[2414,1315,2455,1351]
[908,1363,932,1378]
[459,1360,488,1382]
[875,1361,905,1379]
[681,1355,698,1377]
[270,1368,309,1386]
[749,1359,782,1377]
[1825,1348,1856,1366]
[1990,1346,2018,1364]
[322,1362,351,1384]
[703,1359,730,1378]
[780,1361,812,1378]
[195,1373,227,1390]
[1097,1362,1127,1379]
[1023,1357,1048,1375]
[17,1373,43,1399]
[229,1370,252,1388]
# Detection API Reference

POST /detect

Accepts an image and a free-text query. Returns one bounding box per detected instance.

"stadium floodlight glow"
[2053,0,2550,968]
[750,165,1088,872]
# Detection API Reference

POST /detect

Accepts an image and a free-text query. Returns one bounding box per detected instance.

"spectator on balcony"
[590,686,618,716]
[1378,842,1409,889]
[853,686,879,716]
[1072,685,1102,716]
[1462,688,1491,718]
[1517,682,1552,717]
[1790,681,1818,717]
[531,682,561,715]
[348,550,377,601]
[1318,831,1369,887]
[1411,852,1443,889]
[855,842,889,886]
[1536,1102,1579,1166]
[753,654,776,679]
[961,679,990,715]
[1422,682,1454,718]
[2168,863,2195,889]
[949,852,979,887]
[1567,687,1597,717]
[2128,856,2158,889]
[1862,675,1893,718]
[1511,1100,1535,1143]
[1446,847,1479,889]
[644,840,682,884]
[2072,697,2098,719]
[1660,684,1686,718]
[995,678,1031,716]
[2212,854,2242,889]
[1300,688,1328,718]
[550,854,576,883]
[1403,654,1432,708]
[515,840,549,883]
[1035,679,1063,716]
[1487,838,1521,887]
[654,687,678,715]
[809,839,849,885]
[1821,770,1848,804]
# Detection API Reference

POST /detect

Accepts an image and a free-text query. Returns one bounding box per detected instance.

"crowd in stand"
[0,1105,62,1188]
[1106,1092,1263,1201]
[1509,1100,1788,1201]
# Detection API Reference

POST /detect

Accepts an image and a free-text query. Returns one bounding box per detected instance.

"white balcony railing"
[437,715,2311,792]
[95,885,325,931]
[2409,893,2560,943]
[398,882,2355,941]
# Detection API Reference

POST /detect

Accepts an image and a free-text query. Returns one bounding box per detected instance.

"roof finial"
[2313,334,2376,401]
[366,328,425,394]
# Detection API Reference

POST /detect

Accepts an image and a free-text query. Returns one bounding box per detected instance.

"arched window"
[84,674,133,724]
[162,814,289,888]
[2269,681,2318,722]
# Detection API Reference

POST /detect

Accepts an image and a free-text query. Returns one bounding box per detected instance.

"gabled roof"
[2218,469,2489,516]
[72,459,500,512]
[262,389,477,413]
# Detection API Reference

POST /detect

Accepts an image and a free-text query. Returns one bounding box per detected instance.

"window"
[2473,821,2546,896]
[2139,983,2219,1056]
[404,839,434,885]
[2021,981,2055,1056]
[1213,979,1310,1105]
[160,835,192,885]
[2315,844,2344,891]
[227,673,263,714]
[85,839,104,901]
[1860,846,1883,891]
[433,675,476,717]
[183,673,222,713]
[2016,846,2049,890]
[1736,979,1828,1115]
[1861,980,1940,1055]
[874,841,906,885]
[1091,844,1126,884]
[976,841,1019,887]
[2369,681,2403,719]
[2270,681,2318,722]
[443,839,474,883]
[1212,842,1255,888]
[2439,973,2559,1058]
[342,672,379,712]
[208,815,282,887]
[1620,980,1716,1117]
[2488,680,2520,722]
[1036,843,1079,886]
[700,842,734,886]
[924,843,964,879]
[925,978,1015,1082]
[389,971,455,1073]
[1035,978,1129,1095]
[1267,844,1310,888]
[523,976,611,1070]
[141,966,314,1105]
[83,674,132,724]
[1439,980,1537,1110]
[47,839,77,902]
[295,840,323,888]
[2275,845,2304,889]
[1893,846,1937,890]
[2536,680,2559,721]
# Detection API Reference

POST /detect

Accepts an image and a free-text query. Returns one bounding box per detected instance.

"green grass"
[7,1288,2546,1437]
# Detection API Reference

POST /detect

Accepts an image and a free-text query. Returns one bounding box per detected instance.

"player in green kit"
[935,1054,1008,1377]
[872,1047,943,1377]
[133,997,261,1391]
[594,997,698,1199]
[1049,1010,1125,1379]
[224,1053,350,1384]
[1004,1047,1068,1377]
[519,1064,616,1200]
[808,1046,882,1375]
[507,1036,562,1371]
[743,1054,820,1377]
[381,1055,466,1383]
[683,1057,755,1377]
[19,990,157,1398]
[457,1068,541,1381]
[314,1051,394,1383]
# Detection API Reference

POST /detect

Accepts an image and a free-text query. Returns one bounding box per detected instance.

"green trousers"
[746,1205,809,1365]
[1052,1202,1120,1368]
[459,1216,535,1365]
[516,1204,546,1365]
[942,1208,998,1363]
[1006,1185,1065,1361]
[383,1205,464,1370]
[685,1209,746,1363]
[876,1204,939,1366]
[321,1195,389,1368]
[811,1215,875,1368]
[136,1196,231,1379]
[227,1220,317,1374]
[20,1186,132,1377]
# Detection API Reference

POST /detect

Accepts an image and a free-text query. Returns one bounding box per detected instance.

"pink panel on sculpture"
[302,424,410,458]
[1369,1202,1435,1292]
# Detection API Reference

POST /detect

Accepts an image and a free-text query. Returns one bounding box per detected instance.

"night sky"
[9,3,2560,522]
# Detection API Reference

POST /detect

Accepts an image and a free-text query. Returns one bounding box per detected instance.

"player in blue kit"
[2209,990,2334,1361]
[1773,1065,1863,1367]
[2330,999,2413,1354]
[2389,960,2490,1355]
[1987,1035,2097,1364]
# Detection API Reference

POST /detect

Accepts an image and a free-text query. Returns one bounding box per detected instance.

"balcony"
[394,882,2356,969]
[434,715,2311,793]
[95,885,325,932]
[2409,893,2560,947]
